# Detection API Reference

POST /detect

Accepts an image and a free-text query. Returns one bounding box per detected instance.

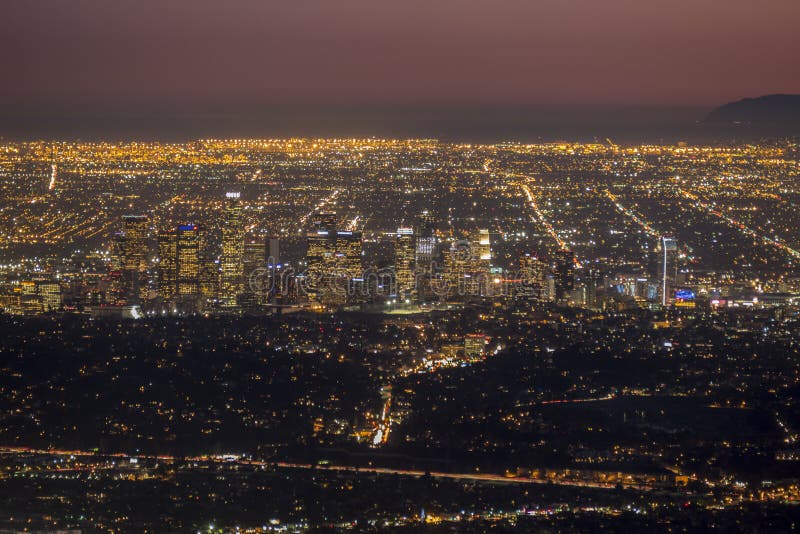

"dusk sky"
[1,0,799,139]
[3,0,799,108]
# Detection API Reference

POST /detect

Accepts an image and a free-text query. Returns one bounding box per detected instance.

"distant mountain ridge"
[704,94,800,130]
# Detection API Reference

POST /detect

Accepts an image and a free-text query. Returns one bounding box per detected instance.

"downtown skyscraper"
[176,224,202,298]
[414,212,437,303]
[658,236,679,307]
[220,192,245,310]
[306,212,363,308]
[120,215,149,302]
[157,228,178,303]
[394,227,415,301]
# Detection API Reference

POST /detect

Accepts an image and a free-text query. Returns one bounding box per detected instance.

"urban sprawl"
[1,138,800,532]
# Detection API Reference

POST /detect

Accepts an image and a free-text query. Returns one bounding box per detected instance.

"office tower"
[243,239,266,280]
[106,232,125,305]
[519,253,548,303]
[443,240,467,298]
[443,239,487,299]
[220,192,244,309]
[242,238,267,306]
[473,229,492,296]
[335,231,362,276]
[157,229,178,302]
[307,228,331,302]
[394,228,415,300]
[305,213,363,307]
[176,224,201,296]
[37,281,62,312]
[306,211,337,303]
[582,267,603,310]
[554,249,575,302]
[414,212,437,302]
[19,281,42,315]
[15,280,64,314]
[120,215,149,302]
[441,231,492,300]
[476,229,491,264]
[415,212,436,265]
[658,236,678,306]
[307,229,337,276]
[337,230,365,303]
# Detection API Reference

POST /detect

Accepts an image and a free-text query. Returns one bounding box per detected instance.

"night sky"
[1,0,798,139]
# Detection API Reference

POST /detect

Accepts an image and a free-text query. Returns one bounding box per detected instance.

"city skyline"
[3,2,800,531]
[2,137,800,531]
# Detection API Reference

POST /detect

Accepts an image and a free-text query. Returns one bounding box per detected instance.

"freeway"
[277,463,655,491]
[0,445,656,492]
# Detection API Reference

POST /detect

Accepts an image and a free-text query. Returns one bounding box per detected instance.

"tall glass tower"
[659,236,678,306]
[395,228,415,300]
[177,224,201,297]
[220,192,244,309]
[121,215,149,302]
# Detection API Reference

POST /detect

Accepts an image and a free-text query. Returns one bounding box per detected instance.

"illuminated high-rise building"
[37,281,62,312]
[394,228,415,300]
[305,213,362,307]
[176,224,201,297]
[415,212,436,265]
[582,267,603,310]
[307,212,340,271]
[220,192,245,309]
[157,229,177,301]
[5,281,61,315]
[443,239,470,298]
[658,236,678,306]
[19,281,42,315]
[307,231,337,276]
[335,231,363,279]
[414,212,437,302]
[519,253,548,303]
[120,215,149,302]
[243,239,266,280]
[307,227,336,305]
[476,229,491,264]
[554,249,575,302]
[442,238,488,299]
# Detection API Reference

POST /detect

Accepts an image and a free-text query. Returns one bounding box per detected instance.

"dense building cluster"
[1,138,800,531]
[2,139,800,318]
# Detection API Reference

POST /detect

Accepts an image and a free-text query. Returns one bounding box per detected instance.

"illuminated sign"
[675,289,695,300]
